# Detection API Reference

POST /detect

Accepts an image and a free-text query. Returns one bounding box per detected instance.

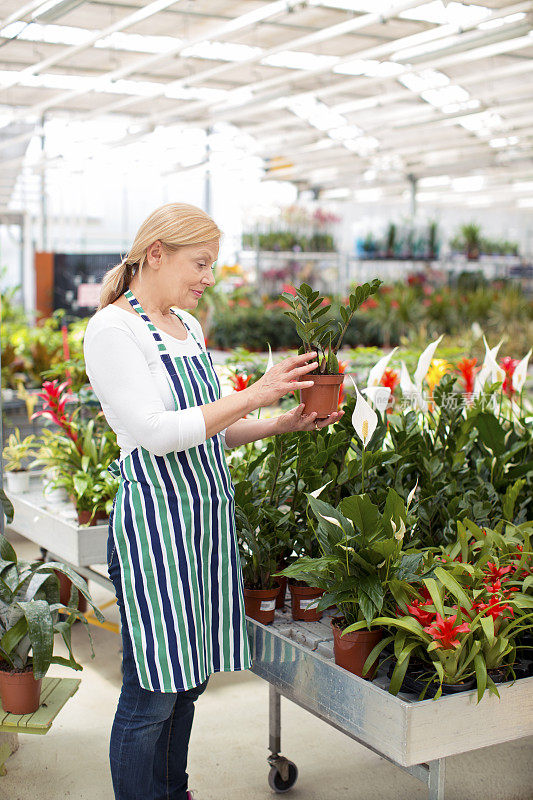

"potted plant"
[234,475,290,624]
[460,223,482,260]
[276,486,425,678]
[0,533,104,714]
[2,428,37,493]
[280,280,382,417]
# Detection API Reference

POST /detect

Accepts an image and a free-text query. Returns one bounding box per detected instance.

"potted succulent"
[280,280,382,418]
[276,486,425,678]
[0,533,104,714]
[2,428,37,493]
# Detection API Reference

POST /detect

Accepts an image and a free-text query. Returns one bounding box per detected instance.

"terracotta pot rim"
[304,374,344,384]
[289,584,324,596]
[331,618,382,639]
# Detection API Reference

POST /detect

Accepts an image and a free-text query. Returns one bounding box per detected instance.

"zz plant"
[281,280,382,374]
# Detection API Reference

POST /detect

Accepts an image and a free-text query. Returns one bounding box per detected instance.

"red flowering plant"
[30,379,119,524]
[344,517,533,700]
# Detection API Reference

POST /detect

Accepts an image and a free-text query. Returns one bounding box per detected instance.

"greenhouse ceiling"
[0,0,532,209]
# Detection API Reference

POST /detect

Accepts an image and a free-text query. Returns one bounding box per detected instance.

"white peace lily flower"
[474,336,503,396]
[362,386,391,415]
[309,480,332,499]
[512,348,532,394]
[366,347,398,388]
[413,334,444,390]
[321,514,344,528]
[471,321,483,340]
[377,560,386,568]
[406,477,419,510]
[400,361,427,412]
[265,343,274,374]
[394,519,406,541]
[347,374,378,446]
[390,519,397,534]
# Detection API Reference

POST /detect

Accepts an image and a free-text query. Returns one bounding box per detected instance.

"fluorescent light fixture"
[262,51,337,71]
[400,2,490,25]
[334,59,404,78]
[421,85,470,109]
[452,176,485,192]
[287,97,347,131]
[516,198,533,208]
[181,40,262,62]
[441,99,480,114]
[478,12,526,30]
[399,70,449,93]
[32,0,85,23]
[489,136,519,149]
[418,175,451,188]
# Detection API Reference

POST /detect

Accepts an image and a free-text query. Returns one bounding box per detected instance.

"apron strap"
[124,289,203,355]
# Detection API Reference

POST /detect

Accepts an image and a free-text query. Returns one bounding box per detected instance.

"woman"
[83,202,343,800]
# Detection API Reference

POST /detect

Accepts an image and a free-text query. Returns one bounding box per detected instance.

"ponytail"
[96,202,221,312]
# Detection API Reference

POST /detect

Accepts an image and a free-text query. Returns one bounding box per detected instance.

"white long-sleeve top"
[83,304,225,458]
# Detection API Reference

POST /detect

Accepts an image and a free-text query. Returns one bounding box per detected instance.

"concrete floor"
[2,531,532,800]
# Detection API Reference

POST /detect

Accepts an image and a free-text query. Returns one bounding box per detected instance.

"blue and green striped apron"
[108,289,252,692]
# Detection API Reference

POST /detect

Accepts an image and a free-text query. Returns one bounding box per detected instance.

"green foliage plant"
[2,429,37,472]
[0,533,104,678]
[280,280,382,374]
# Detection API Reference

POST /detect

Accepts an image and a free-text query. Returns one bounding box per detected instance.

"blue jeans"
[107,529,209,800]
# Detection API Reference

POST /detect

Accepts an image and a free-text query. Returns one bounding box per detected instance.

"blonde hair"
[97,202,221,311]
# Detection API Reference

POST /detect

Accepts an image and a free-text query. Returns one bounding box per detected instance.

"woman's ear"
[146,240,163,268]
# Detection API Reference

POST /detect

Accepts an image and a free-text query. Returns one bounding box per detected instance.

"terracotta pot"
[94,510,109,523]
[0,667,42,714]
[244,586,280,624]
[331,618,383,679]
[77,509,97,526]
[275,576,287,609]
[299,374,344,419]
[290,585,324,621]
[55,570,87,613]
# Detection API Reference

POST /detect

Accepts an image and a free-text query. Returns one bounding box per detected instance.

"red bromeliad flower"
[406,598,435,627]
[472,596,514,621]
[499,356,519,398]
[456,357,480,396]
[423,613,470,649]
[380,368,399,414]
[229,372,252,392]
[32,380,80,450]
[484,562,513,582]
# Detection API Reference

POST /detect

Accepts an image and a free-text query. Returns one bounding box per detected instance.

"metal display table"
[7,486,533,799]
[247,609,533,800]
[6,481,110,589]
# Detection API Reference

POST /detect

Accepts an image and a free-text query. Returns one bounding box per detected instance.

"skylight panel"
[400,2,490,25]
[489,136,519,148]
[334,59,403,77]
[0,21,92,45]
[262,51,337,71]
[420,85,469,109]
[95,32,180,53]
[458,110,504,133]
[164,86,229,102]
[399,69,449,93]
[180,41,262,62]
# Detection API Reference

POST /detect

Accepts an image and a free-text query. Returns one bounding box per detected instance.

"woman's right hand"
[249,352,318,408]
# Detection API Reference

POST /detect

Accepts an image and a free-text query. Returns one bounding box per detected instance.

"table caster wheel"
[268,761,298,793]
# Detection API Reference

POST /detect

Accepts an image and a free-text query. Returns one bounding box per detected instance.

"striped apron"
[107,289,252,692]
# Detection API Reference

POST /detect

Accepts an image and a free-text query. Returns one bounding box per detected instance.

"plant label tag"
[260,600,276,611]
[300,598,319,610]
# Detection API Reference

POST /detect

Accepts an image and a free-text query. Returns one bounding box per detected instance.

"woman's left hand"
[275,403,344,434]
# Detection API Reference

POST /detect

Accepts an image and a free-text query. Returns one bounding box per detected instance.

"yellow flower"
[426,358,451,395]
